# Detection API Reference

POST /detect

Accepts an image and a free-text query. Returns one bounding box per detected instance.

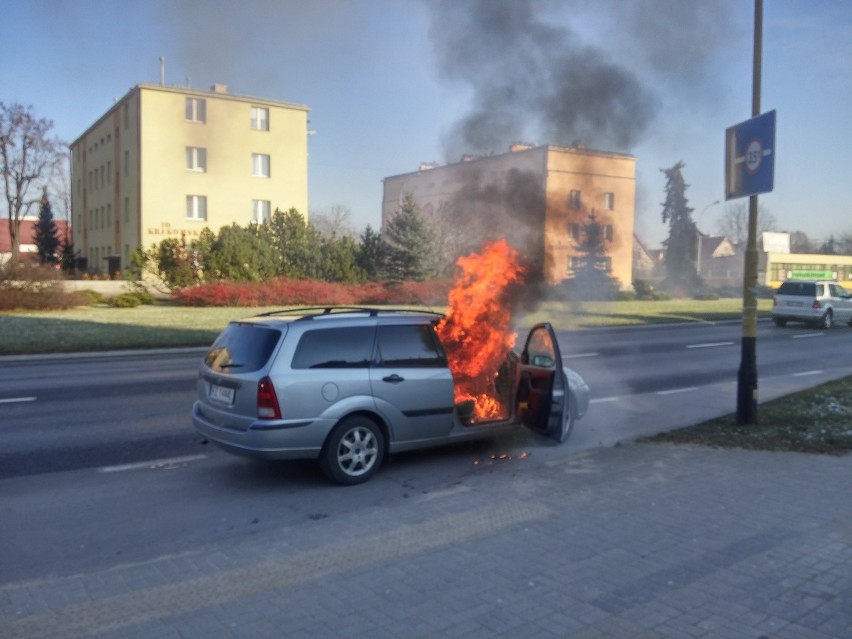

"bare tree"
[309,204,355,239]
[714,202,777,247]
[837,228,852,255]
[0,103,66,261]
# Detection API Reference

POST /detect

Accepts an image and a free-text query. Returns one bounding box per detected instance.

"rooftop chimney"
[211,83,228,94]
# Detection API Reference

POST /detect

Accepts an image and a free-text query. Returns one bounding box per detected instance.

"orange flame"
[437,240,525,421]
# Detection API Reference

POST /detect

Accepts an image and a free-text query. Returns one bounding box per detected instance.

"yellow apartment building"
[70,83,309,276]
[382,144,636,287]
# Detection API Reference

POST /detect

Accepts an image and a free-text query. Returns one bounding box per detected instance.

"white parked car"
[771,280,852,328]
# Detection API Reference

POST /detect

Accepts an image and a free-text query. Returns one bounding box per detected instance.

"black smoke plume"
[428,0,660,160]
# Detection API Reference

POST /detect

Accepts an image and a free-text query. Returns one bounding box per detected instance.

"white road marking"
[792,333,824,339]
[565,352,599,359]
[0,396,36,404]
[686,342,734,349]
[590,397,621,404]
[656,387,699,396]
[793,370,823,377]
[99,454,207,473]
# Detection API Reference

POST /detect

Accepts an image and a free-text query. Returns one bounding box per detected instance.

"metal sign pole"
[737,0,763,425]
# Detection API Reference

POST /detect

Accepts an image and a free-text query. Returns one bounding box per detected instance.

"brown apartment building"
[382,143,636,287]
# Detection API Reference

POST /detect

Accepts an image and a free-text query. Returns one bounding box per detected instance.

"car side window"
[291,327,374,369]
[816,284,825,297]
[829,284,845,298]
[376,324,447,368]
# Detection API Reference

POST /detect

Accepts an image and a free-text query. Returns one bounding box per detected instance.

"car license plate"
[787,301,803,307]
[209,383,235,404]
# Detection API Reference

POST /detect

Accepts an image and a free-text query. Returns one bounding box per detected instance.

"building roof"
[71,83,310,147]
[384,143,635,181]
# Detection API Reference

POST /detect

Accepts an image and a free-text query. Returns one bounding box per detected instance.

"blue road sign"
[725,109,776,199]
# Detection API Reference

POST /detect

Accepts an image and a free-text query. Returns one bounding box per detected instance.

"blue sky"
[2,0,850,248]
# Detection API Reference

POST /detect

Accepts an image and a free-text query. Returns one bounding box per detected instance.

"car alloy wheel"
[821,310,833,329]
[320,417,385,485]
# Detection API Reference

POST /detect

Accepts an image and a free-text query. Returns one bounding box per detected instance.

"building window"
[186,195,207,220]
[252,199,271,223]
[123,103,129,129]
[252,153,270,177]
[569,223,580,240]
[124,197,130,223]
[185,97,206,123]
[124,150,129,177]
[570,256,612,273]
[569,189,581,208]
[603,192,615,210]
[251,106,269,131]
[605,225,613,242]
[186,147,207,172]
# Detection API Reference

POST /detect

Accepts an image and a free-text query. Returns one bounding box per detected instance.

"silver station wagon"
[192,307,589,484]
[771,280,852,328]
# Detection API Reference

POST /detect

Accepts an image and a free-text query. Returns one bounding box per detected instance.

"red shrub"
[171,278,453,308]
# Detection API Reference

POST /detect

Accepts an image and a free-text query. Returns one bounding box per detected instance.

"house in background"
[70,82,309,277]
[0,218,70,264]
[632,234,664,283]
[697,234,739,286]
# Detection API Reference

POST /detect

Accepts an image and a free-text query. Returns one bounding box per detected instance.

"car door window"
[376,324,447,367]
[524,326,556,368]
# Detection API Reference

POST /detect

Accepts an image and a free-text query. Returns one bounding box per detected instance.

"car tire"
[773,317,787,327]
[561,396,577,443]
[319,416,385,485]
[820,310,833,329]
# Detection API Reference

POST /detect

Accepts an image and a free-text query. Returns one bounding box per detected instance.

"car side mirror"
[532,354,554,368]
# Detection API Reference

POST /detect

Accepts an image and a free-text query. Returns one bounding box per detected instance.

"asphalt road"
[2,320,852,481]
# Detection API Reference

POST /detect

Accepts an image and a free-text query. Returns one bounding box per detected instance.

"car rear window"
[205,323,282,373]
[777,281,816,296]
[291,327,374,369]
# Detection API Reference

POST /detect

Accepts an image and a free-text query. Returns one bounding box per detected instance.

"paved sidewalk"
[1,441,850,639]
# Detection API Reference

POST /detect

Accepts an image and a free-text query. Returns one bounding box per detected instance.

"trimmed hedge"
[170,278,453,308]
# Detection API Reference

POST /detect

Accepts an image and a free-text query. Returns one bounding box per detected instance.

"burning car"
[191,308,589,484]
[191,240,589,484]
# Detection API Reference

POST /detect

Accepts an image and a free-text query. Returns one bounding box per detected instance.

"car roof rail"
[252,306,444,320]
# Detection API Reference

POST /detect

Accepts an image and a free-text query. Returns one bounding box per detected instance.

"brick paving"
[1,443,850,638]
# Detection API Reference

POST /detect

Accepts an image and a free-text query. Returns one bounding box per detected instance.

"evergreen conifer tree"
[571,210,620,300]
[33,190,60,264]
[380,193,439,282]
[660,161,701,294]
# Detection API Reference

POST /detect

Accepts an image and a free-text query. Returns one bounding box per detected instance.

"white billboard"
[762,232,790,254]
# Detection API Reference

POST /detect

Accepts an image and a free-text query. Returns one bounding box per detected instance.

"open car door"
[517,322,570,443]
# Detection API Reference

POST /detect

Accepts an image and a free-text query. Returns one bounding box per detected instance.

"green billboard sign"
[790,270,834,280]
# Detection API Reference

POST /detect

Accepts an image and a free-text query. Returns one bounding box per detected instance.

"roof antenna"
[160,56,165,86]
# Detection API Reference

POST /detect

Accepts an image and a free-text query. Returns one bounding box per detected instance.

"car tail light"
[257,376,282,419]
[812,300,821,309]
